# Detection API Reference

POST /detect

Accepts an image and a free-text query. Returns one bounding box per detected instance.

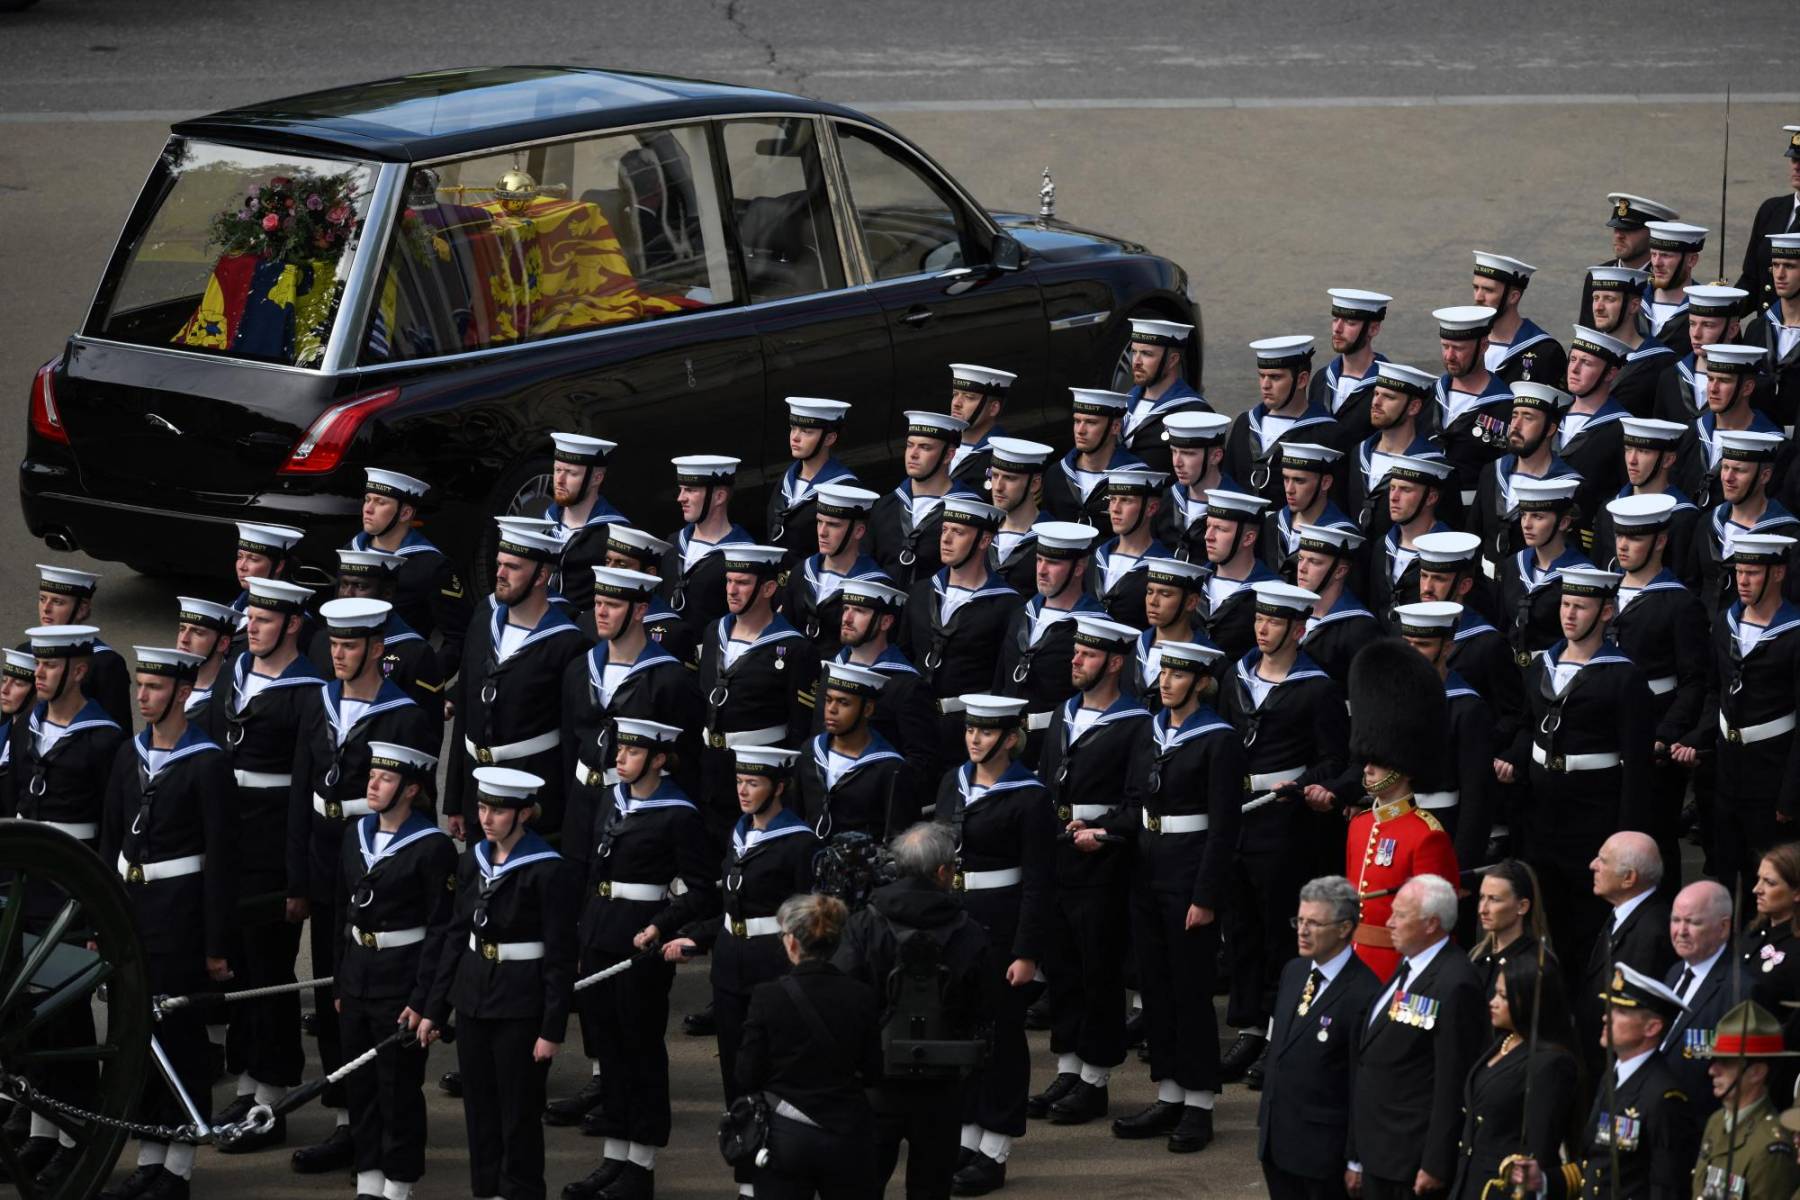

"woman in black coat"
[736,892,883,1200]
[1449,952,1580,1200]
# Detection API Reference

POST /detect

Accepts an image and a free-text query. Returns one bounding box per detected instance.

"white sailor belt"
[1530,743,1622,772]
[350,925,426,950]
[1414,790,1460,810]
[725,915,782,938]
[1245,768,1305,793]
[464,728,560,766]
[1719,712,1798,745]
[1056,803,1111,822]
[1646,675,1677,696]
[117,853,204,885]
[574,763,621,789]
[1143,811,1209,834]
[28,818,97,840]
[952,867,1023,891]
[314,793,374,820]
[1025,711,1054,732]
[703,725,785,752]
[594,880,669,902]
[469,934,546,962]
[233,769,292,789]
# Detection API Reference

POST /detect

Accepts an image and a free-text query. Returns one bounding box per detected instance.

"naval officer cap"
[1685,284,1749,317]
[1143,555,1207,589]
[3,648,36,681]
[1786,124,1800,161]
[1374,361,1437,398]
[244,577,311,614]
[940,496,1004,531]
[337,547,405,579]
[1727,533,1796,565]
[839,577,907,611]
[177,595,240,634]
[1605,192,1678,229]
[1559,567,1622,598]
[1203,489,1271,522]
[1103,468,1168,497]
[1414,530,1483,571]
[785,397,851,428]
[132,645,204,681]
[1433,305,1498,341]
[1702,343,1768,378]
[955,693,1029,729]
[615,718,682,748]
[720,544,787,577]
[1327,288,1391,321]
[1252,581,1319,618]
[319,597,391,637]
[1155,639,1224,672]
[950,364,1017,396]
[494,517,562,563]
[1392,601,1463,639]
[1770,232,1800,260]
[904,410,968,441]
[1645,220,1707,251]
[1511,476,1582,512]
[1070,612,1140,653]
[733,745,801,776]
[1620,417,1687,448]
[605,525,672,562]
[1606,493,1680,531]
[368,740,438,781]
[1128,318,1194,348]
[1277,442,1343,474]
[27,625,99,658]
[591,566,661,601]
[1588,264,1650,292]
[1472,252,1537,287]
[1032,520,1098,559]
[1249,335,1315,370]
[550,432,616,465]
[986,437,1055,474]
[37,564,99,597]
[1715,428,1786,463]
[1570,324,1632,366]
[814,483,880,519]
[1296,523,1367,558]
[822,661,888,698]
[236,521,305,559]
[364,467,430,500]
[1160,411,1231,447]
[1509,380,1575,416]
[1068,389,1131,416]
[1601,963,1686,1020]
[473,766,544,808]
[672,455,740,485]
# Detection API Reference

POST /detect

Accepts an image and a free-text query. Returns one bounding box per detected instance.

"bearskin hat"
[1347,637,1448,781]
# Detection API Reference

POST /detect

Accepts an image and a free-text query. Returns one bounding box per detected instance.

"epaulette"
[1417,810,1445,833]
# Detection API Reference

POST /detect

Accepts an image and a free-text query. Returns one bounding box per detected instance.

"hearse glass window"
[720,118,846,303]
[363,123,734,363]
[92,139,378,367]
[834,124,970,281]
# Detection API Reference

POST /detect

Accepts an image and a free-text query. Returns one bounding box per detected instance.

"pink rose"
[305,193,323,211]
[327,204,351,225]
[261,213,280,231]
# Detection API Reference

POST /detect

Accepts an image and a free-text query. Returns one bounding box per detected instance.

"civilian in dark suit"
[1577,832,1677,1077]
[1258,875,1382,1200]
[1661,880,1752,1115]
[1347,874,1488,1200]
[1732,132,1800,304]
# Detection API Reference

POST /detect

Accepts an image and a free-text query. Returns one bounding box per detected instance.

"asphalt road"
[0,5,1793,1197]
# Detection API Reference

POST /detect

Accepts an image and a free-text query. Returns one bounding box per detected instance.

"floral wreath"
[210,170,361,263]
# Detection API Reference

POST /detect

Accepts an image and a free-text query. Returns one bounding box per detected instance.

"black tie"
[1675,966,1695,1001]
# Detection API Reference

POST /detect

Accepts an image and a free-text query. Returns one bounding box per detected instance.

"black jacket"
[684,811,819,997]
[793,732,914,842]
[1662,954,1754,1116]
[816,647,941,821]
[6,698,125,840]
[867,483,972,589]
[780,553,888,659]
[1577,895,1677,1061]
[697,614,819,749]
[1550,1052,1698,1200]
[1218,652,1349,855]
[735,959,883,1135]
[1300,592,1382,687]
[1608,572,1712,746]
[544,499,629,617]
[1110,707,1244,908]
[577,781,718,959]
[304,615,445,735]
[764,459,860,569]
[1257,950,1382,1181]
[659,523,755,633]
[1692,601,1800,815]
[222,653,327,901]
[333,812,459,1009]
[1222,403,1341,509]
[1039,693,1150,889]
[1734,192,1798,303]
[1449,1043,1579,1200]
[900,569,1021,700]
[347,529,472,679]
[933,763,1056,963]
[990,595,1102,724]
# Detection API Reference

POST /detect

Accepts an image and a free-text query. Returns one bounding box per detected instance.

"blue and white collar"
[487,595,581,653]
[956,760,1041,806]
[732,808,813,856]
[357,810,446,868]
[133,725,220,776]
[475,830,560,879]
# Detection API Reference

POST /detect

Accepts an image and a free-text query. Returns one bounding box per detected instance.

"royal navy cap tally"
[904,410,968,441]
[950,364,1018,396]
[27,625,99,657]
[1509,380,1575,415]
[1104,468,1168,496]
[614,718,682,746]
[1728,533,1796,564]
[3,648,36,680]
[956,693,1029,728]
[1702,343,1768,376]
[1434,305,1498,340]
[1770,232,1800,260]
[940,496,1004,530]
[494,518,562,562]
[364,467,431,500]
[1071,612,1139,652]
[1068,388,1131,416]
[1645,220,1707,250]
[1715,428,1785,462]
[1786,124,1800,161]
[1686,284,1749,316]
[590,566,661,600]
[132,645,204,680]
[368,741,438,778]
[814,483,880,518]
[839,577,907,610]
[1296,523,1367,557]
[1143,555,1207,588]
[733,745,800,775]
[720,544,787,575]
[1570,324,1631,365]
[1606,493,1680,530]
[37,564,99,597]
[671,455,740,484]
[177,595,240,633]
[1156,639,1223,671]
[1414,530,1483,569]
[1472,252,1537,285]
[1128,318,1194,347]
[1588,264,1651,291]
[319,597,391,635]
[244,577,311,613]
[1620,417,1687,447]
[473,766,544,807]
[1374,361,1437,397]
[986,437,1055,472]
[1249,335,1315,369]
[1204,489,1271,520]
[605,525,672,560]
[1392,601,1462,637]
[236,521,304,558]
[551,433,617,465]
[1252,581,1319,617]
[1032,520,1098,559]
[1601,963,1686,1019]
[785,397,851,428]
[1383,454,1454,484]
[1559,566,1622,597]
[822,661,888,697]
[1327,288,1391,320]
[1278,442,1344,473]
[1605,192,1678,229]
[1511,476,1582,511]
[337,548,405,577]
[1160,411,1232,446]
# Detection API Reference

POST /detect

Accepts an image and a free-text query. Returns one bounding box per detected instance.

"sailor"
[1223,337,1338,507]
[1590,418,1702,582]
[1471,382,1583,571]
[826,577,940,813]
[230,521,313,654]
[0,649,34,802]
[661,455,754,630]
[1263,442,1356,579]
[1365,455,1457,622]
[1030,614,1151,1125]
[1218,582,1350,1086]
[1690,427,1800,620]
[350,468,471,678]
[1672,534,1800,902]
[991,520,1104,754]
[1733,125,1800,303]
[984,436,1056,593]
[1431,305,1514,511]
[1129,556,1213,698]
[598,526,696,666]
[766,398,858,569]
[310,549,446,723]
[1558,324,1636,513]
[421,768,578,1200]
[334,741,457,1200]
[1677,345,1789,516]
[1496,476,1594,668]
[1471,251,1566,385]
[173,596,239,727]
[794,661,915,840]
[1120,318,1207,472]
[1740,232,1800,433]
[1688,1001,1800,1200]
[288,596,437,1166]
[694,544,818,846]
[1653,286,1752,425]
[1311,288,1392,454]
[1587,266,1678,418]
[1154,411,1238,561]
[31,563,131,725]
[1106,638,1241,1152]
[1196,490,1279,662]
[98,646,235,1200]
[1578,192,1681,327]
[1089,468,1171,628]
[1413,532,1524,762]
[1041,390,1145,526]
[1344,361,1452,542]
[542,434,629,617]
[1390,603,1498,864]
[1642,221,1710,354]
[1292,524,1381,687]
[446,519,587,843]
[931,694,1057,1197]
[870,410,976,584]
[779,482,886,659]
[947,364,1021,491]
[1497,566,1654,965]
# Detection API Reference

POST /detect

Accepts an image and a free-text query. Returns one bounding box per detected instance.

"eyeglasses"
[1290,917,1350,932]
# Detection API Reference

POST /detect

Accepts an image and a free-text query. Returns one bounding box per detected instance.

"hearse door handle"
[901,306,935,327]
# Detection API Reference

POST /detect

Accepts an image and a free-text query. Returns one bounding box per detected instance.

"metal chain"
[1,1074,210,1144]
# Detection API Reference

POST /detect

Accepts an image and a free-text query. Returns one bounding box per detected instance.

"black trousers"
[1132,884,1222,1091]
[1044,882,1128,1069]
[141,951,210,1131]
[1262,1161,1350,1200]
[1715,792,1782,908]
[457,1015,549,1200]
[961,944,1029,1137]
[1364,1173,1439,1200]
[584,947,676,1146]
[1529,854,1607,998]
[873,1081,962,1200]
[307,900,347,1106]
[753,1112,877,1200]
[341,996,429,1183]
[1225,848,1302,1029]
[225,916,304,1087]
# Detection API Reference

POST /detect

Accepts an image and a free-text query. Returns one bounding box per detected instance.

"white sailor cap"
[1686,285,1749,316]
[1605,193,1678,229]
[822,661,888,697]
[244,577,312,613]
[719,544,787,576]
[1786,125,1800,161]
[550,432,617,464]
[26,625,99,657]
[1103,468,1169,496]
[605,526,672,561]
[949,364,1018,396]
[955,693,1029,728]
[814,483,880,517]
[1203,489,1271,520]
[1509,380,1575,415]
[1160,411,1232,446]
[1702,344,1769,376]
[1071,612,1141,652]
[1434,305,1498,340]
[904,410,969,440]
[671,455,740,484]
[987,437,1056,472]
[1645,221,1707,250]
[176,596,240,633]
[1560,567,1622,598]
[368,741,438,779]
[1249,335,1315,369]
[319,597,391,635]
[3,648,37,680]
[1142,556,1208,588]
[472,766,544,807]
[839,578,908,610]
[36,564,99,596]
[940,496,1005,530]
[494,517,562,562]
[337,548,405,577]
[1295,523,1367,557]
[1068,388,1131,416]
[132,645,205,679]
[364,467,430,499]
[785,397,851,428]
[1374,361,1437,396]
[1620,417,1687,447]
[1588,265,1651,291]
[1414,531,1484,569]
[733,745,801,776]
[1252,581,1319,617]
[1277,442,1344,472]
[590,566,661,601]
[1383,454,1454,485]
[1032,520,1098,559]
[1570,325,1632,365]
[236,521,305,558]
[1511,476,1582,511]
[1728,534,1797,564]
[614,718,682,747]
[1715,429,1785,462]
[1606,493,1680,530]
[1472,252,1537,285]
[1770,233,1800,259]
[1155,639,1224,671]
[1327,288,1391,319]
[1392,601,1463,637]
[1128,318,1194,347]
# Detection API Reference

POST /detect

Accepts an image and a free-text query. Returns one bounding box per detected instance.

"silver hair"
[1678,879,1733,925]
[1406,874,1459,931]
[1298,875,1359,926]
[775,893,847,959]
[1609,832,1664,888]
[891,822,957,881]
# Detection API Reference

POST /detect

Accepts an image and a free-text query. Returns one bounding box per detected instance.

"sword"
[1718,85,1733,284]
[1511,861,1549,1200]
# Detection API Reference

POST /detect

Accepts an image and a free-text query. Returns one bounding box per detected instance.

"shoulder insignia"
[1417,810,1444,833]
[442,577,466,599]
[777,570,791,588]
[1663,1090,1686,1102]
[648,629,664,643]
[412,678,444,694]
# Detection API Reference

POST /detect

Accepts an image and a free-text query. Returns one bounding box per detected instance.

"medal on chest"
[1761,944,1784,973]
[1315,1015,1331,1043]
[1596,1109,1642,1151]
[1375,837,1397,868]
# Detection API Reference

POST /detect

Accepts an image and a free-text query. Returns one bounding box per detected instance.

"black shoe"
[546,1076,607,1126]
[1123,1010,1147,1047]
[564,1160,626,1199]
[951,1153,1005,1196]
[4,1136,57,1181]
[138,1170,191,1200]
[211,1094,255,1127]
[595,1161,653,1200]
[99,1164,167,1200]
[1025,1071,1077,1119]
[1244,1045,1268,1092]
[217,1112,286,1154]
[290,1125,354,1173]
[1112,1100,1183,1139]
[681,1003,716,1037]
[36,1143,81,1190]
[1047,1080,1108,1125]
[1167,1105,1214,1153]
[301,1012,320,1037]
[1218,1031,1266,1082]
[1022,996,1051,1031]
[957,1146,975,1171]
[439,1070,463,1098]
